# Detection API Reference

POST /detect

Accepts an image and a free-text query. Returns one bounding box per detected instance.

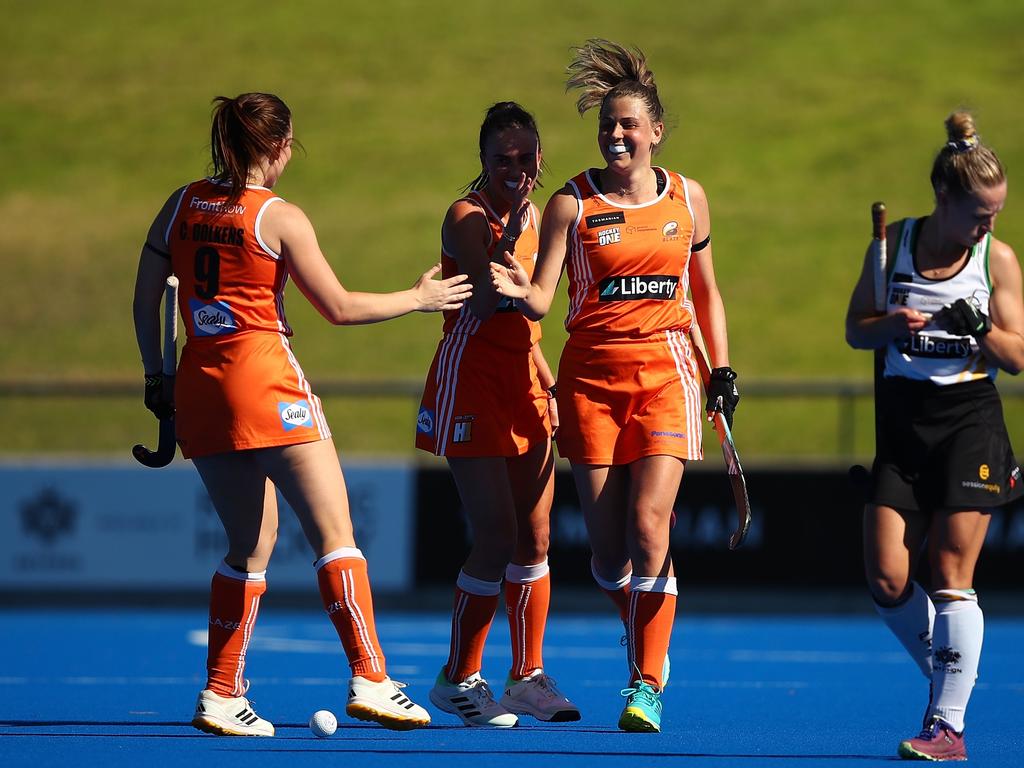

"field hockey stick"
[872,202,887,313]
[689,328,752,550]
[132,276,178,468]
[850,202,888,493]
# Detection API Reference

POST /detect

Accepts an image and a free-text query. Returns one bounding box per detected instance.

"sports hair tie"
[946,135,979,153]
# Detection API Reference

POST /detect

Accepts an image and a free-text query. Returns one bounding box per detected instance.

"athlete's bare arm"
[845,221,928,349]
[264,201,472,324]
[685,180,730,368]
[979,238,1024,373]
[133,188,182,373]
[443,199,505,322]
[491,186,575,320]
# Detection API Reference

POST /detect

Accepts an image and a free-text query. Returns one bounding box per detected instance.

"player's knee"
[866,571,912,606]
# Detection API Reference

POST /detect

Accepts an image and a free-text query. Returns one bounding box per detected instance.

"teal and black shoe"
[617,680,662,733]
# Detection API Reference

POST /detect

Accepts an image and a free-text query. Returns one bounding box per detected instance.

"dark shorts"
[871,376,1023,511]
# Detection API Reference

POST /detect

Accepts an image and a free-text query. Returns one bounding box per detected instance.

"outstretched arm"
[265,201,472,325]
[490,187,577,320]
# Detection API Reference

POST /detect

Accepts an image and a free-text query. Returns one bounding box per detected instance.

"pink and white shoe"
[897,717,967,761]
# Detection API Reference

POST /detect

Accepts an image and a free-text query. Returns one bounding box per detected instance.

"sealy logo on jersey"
[585,212,626,228]
[279,400,313,431]
[898,334,972,359]
[598,274,678,302]
[598,227,622,246]
[190,298,238,336]
[416,407,434,435]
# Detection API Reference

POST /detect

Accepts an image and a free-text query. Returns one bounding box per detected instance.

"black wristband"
[546,385,557,399]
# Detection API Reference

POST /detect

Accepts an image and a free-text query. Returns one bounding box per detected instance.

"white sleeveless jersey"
[884,217,993,384]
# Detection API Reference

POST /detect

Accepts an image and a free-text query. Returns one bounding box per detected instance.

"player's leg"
[573,463,632,615]
[498,439,580,721]
[191,452,278,736]
[925,509,990,730]
[255,439,429,730]
[864,504,934,677]
[428,455,518,727]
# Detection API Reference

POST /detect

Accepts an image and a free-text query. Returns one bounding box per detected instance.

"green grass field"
[3,0,1024,459]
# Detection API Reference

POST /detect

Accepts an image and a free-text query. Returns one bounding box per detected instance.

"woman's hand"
[412,263,473,312]
[490,251,531,299]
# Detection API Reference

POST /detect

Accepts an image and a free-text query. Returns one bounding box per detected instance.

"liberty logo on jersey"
[416,407,434,435]
[189,298,238,336]
[599,275,678,301]
[279,400,313,431]
[899,334,972,359]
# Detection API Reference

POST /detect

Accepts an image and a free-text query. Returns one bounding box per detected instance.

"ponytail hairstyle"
[930,110,1005,199]
[209,93,292,205]
[565,38,666,150]
[465,101,545,192]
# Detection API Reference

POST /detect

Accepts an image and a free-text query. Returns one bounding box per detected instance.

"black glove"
[933,298,992,338]
[706,366,739,429]
[144,374,175,420]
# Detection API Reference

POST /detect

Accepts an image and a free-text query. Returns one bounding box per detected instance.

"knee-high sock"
[205,561,267,697]
[626,576,677,690]
[591,557,631,624]
[874,581,935,678]
[929,589,983,733]
[444,570,500,683]
[505,560,551,679]
[315,548,386,682]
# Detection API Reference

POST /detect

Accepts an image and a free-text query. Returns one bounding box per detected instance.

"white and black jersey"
[884,217,993,385]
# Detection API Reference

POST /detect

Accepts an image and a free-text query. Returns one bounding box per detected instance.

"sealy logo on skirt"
[279,400,313,431]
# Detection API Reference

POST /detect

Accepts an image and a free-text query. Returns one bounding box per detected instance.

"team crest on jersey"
[279,400,313,431]
[662,221,679,240]
[190,298,238,336]
[453,415,475,443]
[416,407,435,435]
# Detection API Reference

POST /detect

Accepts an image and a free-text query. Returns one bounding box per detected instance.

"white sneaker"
[500,669,581,722]
[346,676,431,730]
[429,669,518,727]
[191,689,274,736]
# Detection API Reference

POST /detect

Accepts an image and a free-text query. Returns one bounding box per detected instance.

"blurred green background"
[3,0,1023,460]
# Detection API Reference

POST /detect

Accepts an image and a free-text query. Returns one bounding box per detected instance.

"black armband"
[692,233,711,252]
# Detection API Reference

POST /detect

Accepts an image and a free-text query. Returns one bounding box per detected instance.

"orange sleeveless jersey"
[164,179,330,458]
[555,167,704,465]
[416,190,549,457]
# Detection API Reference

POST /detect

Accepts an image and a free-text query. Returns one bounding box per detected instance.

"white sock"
[929,589,983,733]
[874,582,935,678]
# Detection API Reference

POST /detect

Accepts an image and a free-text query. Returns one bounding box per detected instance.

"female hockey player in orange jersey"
[133,92,471,736]
[417,102,579,727]
[491,41,739,733]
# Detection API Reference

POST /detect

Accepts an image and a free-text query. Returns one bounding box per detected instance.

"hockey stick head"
[132,416,176,468]
[714,412,752,549]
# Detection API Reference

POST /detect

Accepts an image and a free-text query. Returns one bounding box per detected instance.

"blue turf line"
[1,609,1021,767]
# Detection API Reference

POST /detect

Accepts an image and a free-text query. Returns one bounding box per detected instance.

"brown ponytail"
[930,110,1004,199]
[210,93,292,204]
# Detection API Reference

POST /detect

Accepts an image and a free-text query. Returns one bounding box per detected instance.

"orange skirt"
[555,330,703,465]
[416,333,550,457]
[175,331,331,459]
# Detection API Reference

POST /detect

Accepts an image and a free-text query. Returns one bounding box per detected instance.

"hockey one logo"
[279,400,313,431]
[453,415,474,443]
[189,298,238,336]
[598,227,622,246]
[599,274,678,302]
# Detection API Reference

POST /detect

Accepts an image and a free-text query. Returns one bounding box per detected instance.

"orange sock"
[591,558,631,623]
[444,571,500,682]
[505,561,551,678]
[205,562,267,697]
[626,577,677,689]
[315,549,386,682]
